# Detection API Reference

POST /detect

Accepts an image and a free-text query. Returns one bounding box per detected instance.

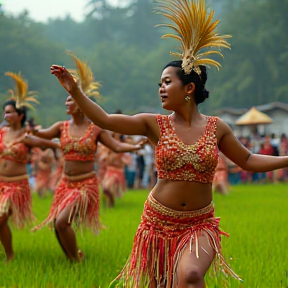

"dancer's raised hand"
[50,65,78,94]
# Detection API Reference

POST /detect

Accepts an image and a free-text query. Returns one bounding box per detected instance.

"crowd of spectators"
[226,133,288,185]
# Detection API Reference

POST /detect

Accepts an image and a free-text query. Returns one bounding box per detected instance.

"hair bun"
[202,89,209,99]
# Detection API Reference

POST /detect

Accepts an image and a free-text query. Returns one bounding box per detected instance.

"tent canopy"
[236,107,273,125]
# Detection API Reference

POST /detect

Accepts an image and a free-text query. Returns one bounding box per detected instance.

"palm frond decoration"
[155,0,232,74]
[5,72,39,110]
[66,51,102,101]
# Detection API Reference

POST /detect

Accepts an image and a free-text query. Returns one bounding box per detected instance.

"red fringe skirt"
[0,174,34,228]
[35,167,52,191]
[113,193,241,287]
[32,171,101,234]
[102,166,126,197]
[49,165,63,191]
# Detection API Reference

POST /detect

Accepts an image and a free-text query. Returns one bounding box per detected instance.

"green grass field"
[0,184,287,288]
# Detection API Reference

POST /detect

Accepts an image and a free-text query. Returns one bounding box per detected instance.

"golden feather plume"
[155,0,231,74]
[66,51,102,101]
[5,72,39,110]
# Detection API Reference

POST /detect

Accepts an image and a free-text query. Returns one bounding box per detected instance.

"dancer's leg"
[175,233,215,288]
[54,205,81,262]
[0,214,14,263]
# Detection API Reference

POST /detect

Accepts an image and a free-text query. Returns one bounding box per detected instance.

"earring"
[185,95,190,102]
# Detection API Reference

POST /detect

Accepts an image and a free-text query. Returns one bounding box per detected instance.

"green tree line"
[0,0,287,126]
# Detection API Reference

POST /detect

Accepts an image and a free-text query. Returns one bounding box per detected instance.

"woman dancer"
[32,53,145,262]
[0,72,60,263]
[48,147,64,192]
[102,132,132,207]
[33,148,54,197]
[212,152,229,195]
[50,0,288,286]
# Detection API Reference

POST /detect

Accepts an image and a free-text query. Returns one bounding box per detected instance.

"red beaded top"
[0,127,29,164]
[60,121,101,162]
[155,115,219,184]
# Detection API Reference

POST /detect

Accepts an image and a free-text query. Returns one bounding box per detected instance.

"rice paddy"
[0,184,287,288]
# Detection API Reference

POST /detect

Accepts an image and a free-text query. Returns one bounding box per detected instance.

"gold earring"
[185,95,190,102]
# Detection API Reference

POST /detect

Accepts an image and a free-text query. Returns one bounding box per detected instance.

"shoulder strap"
[206,116,219,138]
[156,115,170,135]
[59,121,68,140]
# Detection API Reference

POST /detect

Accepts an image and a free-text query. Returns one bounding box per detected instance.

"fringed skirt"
[35,167,52,191]
[102,166,126,197]
[0,174,34,228]
[32,171,101,234]
[112,193,241,288]
[49,165,63,192]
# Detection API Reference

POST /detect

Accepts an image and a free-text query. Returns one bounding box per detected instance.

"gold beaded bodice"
[155,115,219,183]
[0,127,29,164]
[60,121,101,162]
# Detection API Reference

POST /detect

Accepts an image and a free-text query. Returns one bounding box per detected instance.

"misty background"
[0,0,287,126]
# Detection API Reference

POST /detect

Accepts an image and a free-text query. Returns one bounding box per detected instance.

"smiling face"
[65,95,79,115]
[158,66,188,111]
[4,104,23,127]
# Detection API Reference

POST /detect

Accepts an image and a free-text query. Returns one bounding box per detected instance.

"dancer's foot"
[78,250,84,262]
[5,253,14,265]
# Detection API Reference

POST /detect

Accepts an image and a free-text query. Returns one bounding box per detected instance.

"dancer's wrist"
[32,128,39,135]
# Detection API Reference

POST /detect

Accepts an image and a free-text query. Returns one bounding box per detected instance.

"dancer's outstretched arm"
[50,65,157,138]
[30,122,62,140]
[99,130,147,153]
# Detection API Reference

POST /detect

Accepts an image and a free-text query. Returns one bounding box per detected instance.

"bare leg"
[37,187,47,198]
[54,222,69,258]
[214,182,229,195]
[54,205,81,262]
[174,233,215,288]
[0,214,14,263]
[103,189,115,207]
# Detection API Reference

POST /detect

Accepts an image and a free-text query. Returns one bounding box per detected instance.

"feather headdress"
[155,0,231,75]
[5,72,39,110]
[66,51,102,101]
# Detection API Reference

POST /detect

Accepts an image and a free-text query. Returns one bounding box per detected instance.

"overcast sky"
[2,0,127,22]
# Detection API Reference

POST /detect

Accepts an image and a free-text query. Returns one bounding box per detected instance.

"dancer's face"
[65,95,78,115]
[4,105,23,126]
[158,66,187,111]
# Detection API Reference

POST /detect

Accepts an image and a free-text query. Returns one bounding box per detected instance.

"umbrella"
[235,107,273,125]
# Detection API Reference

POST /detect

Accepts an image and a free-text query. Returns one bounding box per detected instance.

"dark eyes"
[158,80,171,87]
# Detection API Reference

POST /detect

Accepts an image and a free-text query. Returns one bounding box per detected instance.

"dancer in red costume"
[102,133,132,207]
[48,148,64,192]
[0,72,60,263]
[95,143,109,184]
[50,0,288,286]
[33,148,54,197]
[32,53,145,262]
[212,153,229,195]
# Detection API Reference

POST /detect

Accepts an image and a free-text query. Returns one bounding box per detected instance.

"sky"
[1,0,127,22]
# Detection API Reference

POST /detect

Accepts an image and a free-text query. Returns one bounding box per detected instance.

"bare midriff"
[64,160,95,176]
[151,178,212,211]
[0,159,27,177]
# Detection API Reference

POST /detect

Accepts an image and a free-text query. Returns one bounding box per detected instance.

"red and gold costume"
[0,127,29,164]
[213,153,228,186]
[49,155,64,192]
[32,121,102,233]
[0,127,34,227]
[34,148,53,193]
[113,115,241,287]
[95,143,109,184]
[102,152,130,198]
